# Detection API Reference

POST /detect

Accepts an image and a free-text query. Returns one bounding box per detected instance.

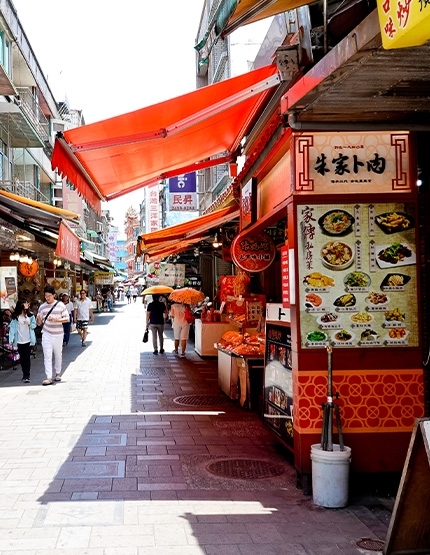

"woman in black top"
[146,294,167,354]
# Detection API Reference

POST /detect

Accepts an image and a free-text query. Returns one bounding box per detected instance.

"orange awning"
[137,204,239,262]
[52,64,280,213]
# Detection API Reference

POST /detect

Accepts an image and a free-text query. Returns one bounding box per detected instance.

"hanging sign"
[377,0,430,49]
[281,245,290,308]
[169,172,197,211]
[231,231,276,273]
[294,131,410,195]
[55,221,81,264]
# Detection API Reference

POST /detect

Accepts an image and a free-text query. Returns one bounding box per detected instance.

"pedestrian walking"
[146,294,167,354]
[125,287,131,304]
[73,289,94,347]
[132,286,138,303]
[170,302,190,358]
[36,285,70,385]
[9,300,37,383]
[106,289,113,312]
[61,293,74,346]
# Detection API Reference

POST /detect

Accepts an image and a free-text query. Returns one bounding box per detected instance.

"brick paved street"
[0,299,393,554]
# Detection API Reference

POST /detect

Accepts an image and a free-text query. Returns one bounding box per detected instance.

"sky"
[12,1,271,234]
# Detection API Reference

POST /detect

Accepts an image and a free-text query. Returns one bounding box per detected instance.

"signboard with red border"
[231,231,276,273]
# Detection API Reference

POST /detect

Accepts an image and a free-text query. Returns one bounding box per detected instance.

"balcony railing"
[0,179,50,203]
[15,87,52,146]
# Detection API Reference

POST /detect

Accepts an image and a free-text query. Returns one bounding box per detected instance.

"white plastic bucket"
[311,443,352,508]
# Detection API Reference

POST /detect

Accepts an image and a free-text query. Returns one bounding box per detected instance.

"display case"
[263,319,293,451]
[194,319,237,356]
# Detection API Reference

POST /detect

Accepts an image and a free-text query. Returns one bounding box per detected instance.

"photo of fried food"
[375,212,414,234]
[303,272,335,288]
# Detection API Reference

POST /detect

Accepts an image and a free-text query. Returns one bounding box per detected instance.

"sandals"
[42,379,53,386]
[55,374,62,381]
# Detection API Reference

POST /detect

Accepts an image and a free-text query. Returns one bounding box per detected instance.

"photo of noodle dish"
[321,241,354,270]
[318,210,355,236]
[350,312,373,324]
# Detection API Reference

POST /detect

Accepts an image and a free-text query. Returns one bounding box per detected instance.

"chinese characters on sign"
[240,178,256,229]
[299,206,316,271]
[55,221,81,264]
[168,173,197,211]
[146,184,160,233]
[377,0,430,49]
[294,132,409,194]
[231,231,276,273]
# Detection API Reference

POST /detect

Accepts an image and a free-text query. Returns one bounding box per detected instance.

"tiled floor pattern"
[0,300,393,554]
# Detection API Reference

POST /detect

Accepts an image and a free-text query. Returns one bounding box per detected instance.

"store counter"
[194,319,237,356]
[217,347,264,410]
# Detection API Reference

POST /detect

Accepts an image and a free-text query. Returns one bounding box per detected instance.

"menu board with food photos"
[297,203,418,348]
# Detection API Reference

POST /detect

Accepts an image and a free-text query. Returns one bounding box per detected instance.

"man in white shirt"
[73,289,94,347]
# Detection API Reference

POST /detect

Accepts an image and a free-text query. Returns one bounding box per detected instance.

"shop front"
[238,129,424,482]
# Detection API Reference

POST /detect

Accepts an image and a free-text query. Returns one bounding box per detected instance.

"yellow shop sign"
[377,0,430,49]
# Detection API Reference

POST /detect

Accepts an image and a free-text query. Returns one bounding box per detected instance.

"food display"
[306,330,328,343]
[384,308,405,322]
[321,241,354,270]
[303,272,335,288]
[299,202,417,348]
[305,293,323,307]
[381,273,411,288]
[217,330,265,355]
[318,210,355,235]
[332,329,354,343]
[375,212,414,234]
[350,312,373,324]
[333,293,356,307]
[377,243,414,266]
[366,292,389,305]
[344,272,371,288]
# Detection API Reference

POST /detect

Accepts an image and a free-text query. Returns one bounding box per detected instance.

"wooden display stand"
[384,418,430,554]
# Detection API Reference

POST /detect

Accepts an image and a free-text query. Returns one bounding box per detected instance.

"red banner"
[281,244,290,308]
[55,221,81,264]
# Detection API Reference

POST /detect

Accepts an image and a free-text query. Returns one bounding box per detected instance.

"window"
[0,29,11,76]
[0,139,10,180]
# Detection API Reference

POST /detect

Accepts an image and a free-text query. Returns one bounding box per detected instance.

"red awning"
[51,64,279,213]
[137,204,239,262]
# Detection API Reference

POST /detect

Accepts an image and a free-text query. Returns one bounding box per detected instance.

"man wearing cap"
[36,285,70,385]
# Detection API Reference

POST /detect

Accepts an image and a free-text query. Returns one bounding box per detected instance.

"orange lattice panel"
[294,369,424,434]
